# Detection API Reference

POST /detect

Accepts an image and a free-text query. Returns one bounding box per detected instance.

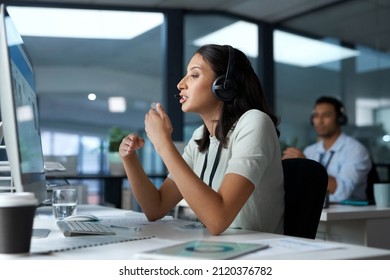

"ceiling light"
[274,30,359,67]
[108,97,126,113]
[88,93,96,101]
[7,7,163,39]
[193,21,258,57]
[193,21,359,67]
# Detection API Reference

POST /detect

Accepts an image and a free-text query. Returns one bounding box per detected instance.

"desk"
[317,204,390,249]
[8,205,386,260]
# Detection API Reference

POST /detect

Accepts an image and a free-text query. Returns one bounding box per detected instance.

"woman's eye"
[191,74,199,79]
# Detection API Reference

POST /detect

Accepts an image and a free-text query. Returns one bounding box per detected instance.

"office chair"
[282,158,328,239]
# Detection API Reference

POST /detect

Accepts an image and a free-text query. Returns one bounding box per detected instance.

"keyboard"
[56,220,115,237]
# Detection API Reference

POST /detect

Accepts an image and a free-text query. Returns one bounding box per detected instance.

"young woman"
[119,44,284,236]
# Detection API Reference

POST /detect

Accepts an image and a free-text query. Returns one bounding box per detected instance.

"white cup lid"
[0,192,38,207]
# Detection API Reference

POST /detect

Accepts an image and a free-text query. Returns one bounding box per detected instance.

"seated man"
[282,96,372,202]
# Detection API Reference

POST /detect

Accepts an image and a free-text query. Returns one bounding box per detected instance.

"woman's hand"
[119,133,145,158]
[144,103,173,152]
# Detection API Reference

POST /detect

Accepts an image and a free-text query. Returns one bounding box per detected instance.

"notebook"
[30,229,154,254]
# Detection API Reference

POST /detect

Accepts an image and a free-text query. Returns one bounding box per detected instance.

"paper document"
[246,237,343,257]
[99,213,173,228]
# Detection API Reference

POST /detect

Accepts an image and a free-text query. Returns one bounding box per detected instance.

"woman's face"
[176,53,222,115]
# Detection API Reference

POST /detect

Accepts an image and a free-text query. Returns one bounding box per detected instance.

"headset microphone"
[174,94,181,99]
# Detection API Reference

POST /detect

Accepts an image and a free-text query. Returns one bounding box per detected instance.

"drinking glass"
[52,188,78,220]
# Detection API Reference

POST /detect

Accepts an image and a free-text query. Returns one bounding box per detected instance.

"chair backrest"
[282,158,328,239]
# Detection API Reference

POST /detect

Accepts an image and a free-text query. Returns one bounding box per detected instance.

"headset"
[310,96,348,126]
[212,45,236,102]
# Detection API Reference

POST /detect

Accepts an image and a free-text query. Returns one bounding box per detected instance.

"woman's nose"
[177,77,186,90]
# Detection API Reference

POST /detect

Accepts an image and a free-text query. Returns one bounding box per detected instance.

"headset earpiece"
[212,76,235,102]
[212,46,236,102]
[337,107,348,125]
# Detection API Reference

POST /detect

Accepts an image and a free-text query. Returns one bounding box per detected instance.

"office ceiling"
[6,0,390,135]
[15,0,390,51]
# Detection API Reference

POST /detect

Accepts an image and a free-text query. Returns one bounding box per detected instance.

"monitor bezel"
[0,4,47,203]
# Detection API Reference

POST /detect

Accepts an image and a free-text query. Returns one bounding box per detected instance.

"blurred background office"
[3,0,390,207]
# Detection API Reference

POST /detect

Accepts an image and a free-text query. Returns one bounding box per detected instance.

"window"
[275,30,390,163]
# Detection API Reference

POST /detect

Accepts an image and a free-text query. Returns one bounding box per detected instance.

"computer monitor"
[0,4,47,204]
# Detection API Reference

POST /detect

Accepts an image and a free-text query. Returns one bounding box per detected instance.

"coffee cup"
[374,183,390,208]
[0,192,37,255]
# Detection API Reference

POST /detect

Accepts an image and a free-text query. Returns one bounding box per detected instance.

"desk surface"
[11,205,390,260]
[321,204,390,221]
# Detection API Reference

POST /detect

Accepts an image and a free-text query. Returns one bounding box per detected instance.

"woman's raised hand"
[119,133,145,158]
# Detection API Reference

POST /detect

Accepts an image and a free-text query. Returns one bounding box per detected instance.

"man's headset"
[211,45,237,102]
[310,96,348,126]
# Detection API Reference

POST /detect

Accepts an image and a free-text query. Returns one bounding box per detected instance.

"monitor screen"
[0,4,47,204]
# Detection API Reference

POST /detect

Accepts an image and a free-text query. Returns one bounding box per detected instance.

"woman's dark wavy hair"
[194,44,280,152]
